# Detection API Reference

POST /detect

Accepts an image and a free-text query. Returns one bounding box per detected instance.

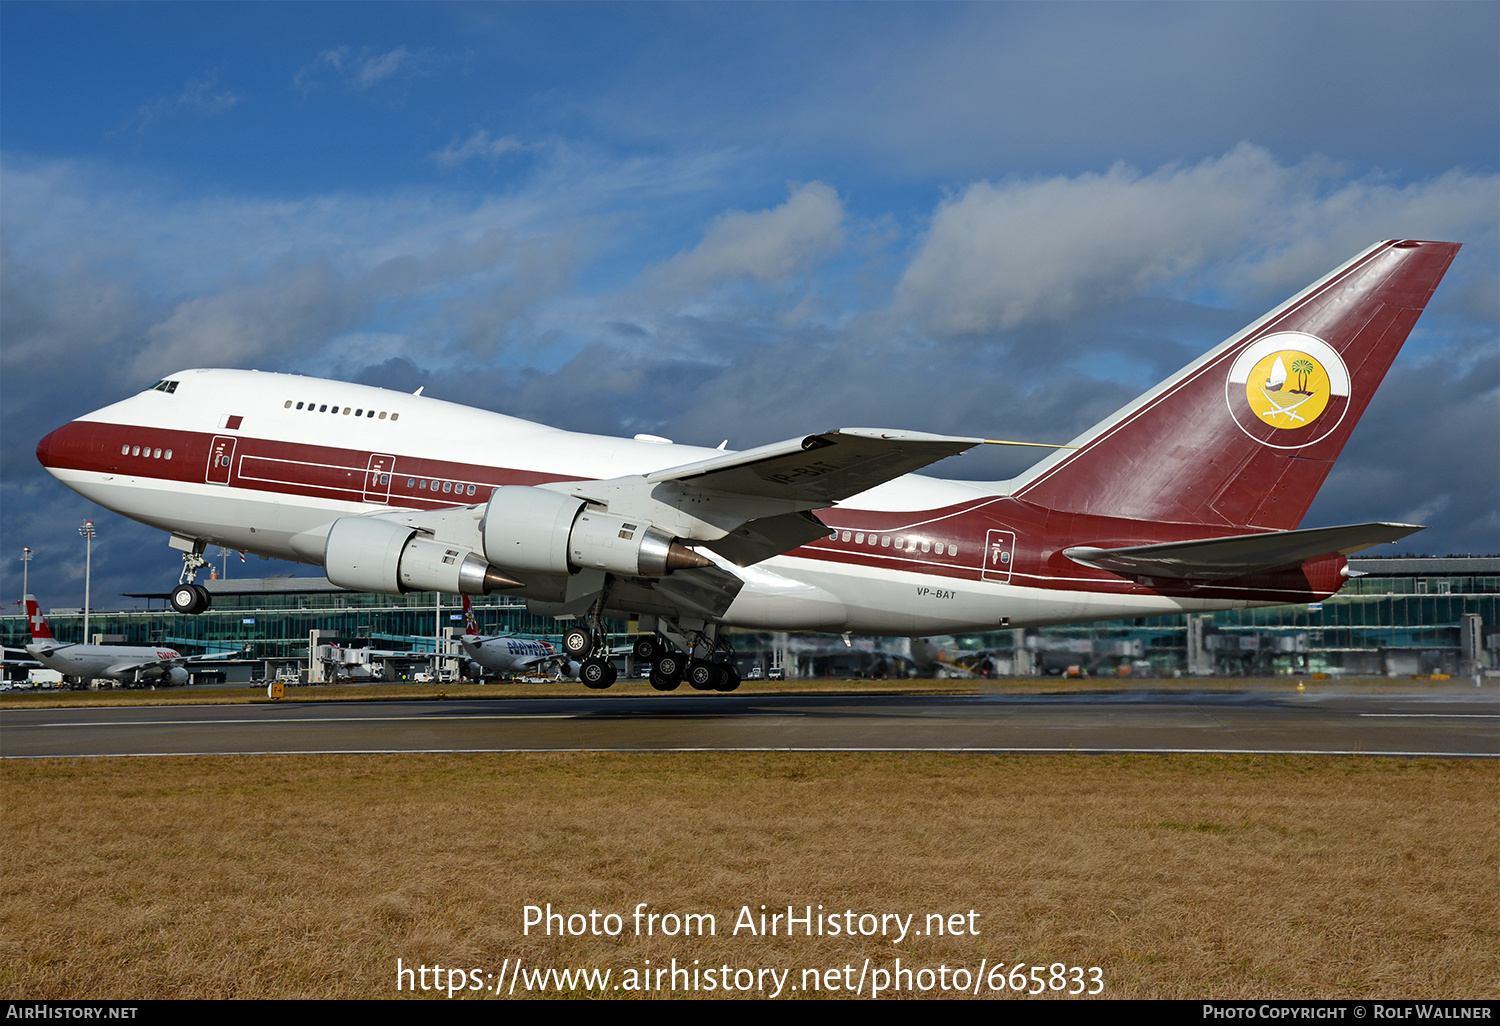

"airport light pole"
[21,546,31,605]
[78,522,95,643]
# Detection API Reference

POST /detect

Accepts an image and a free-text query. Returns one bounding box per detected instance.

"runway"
[3,688,1496,758]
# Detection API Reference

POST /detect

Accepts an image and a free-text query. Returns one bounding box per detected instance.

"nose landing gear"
[170,540,214,614]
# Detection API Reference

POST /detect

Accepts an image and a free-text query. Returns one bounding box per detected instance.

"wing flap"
[699,510,832,567]
[1064,522,1423,580]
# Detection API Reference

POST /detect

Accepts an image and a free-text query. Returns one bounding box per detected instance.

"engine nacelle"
[167,666,190,686]
[324,516,517,595]
[480,486,710,578]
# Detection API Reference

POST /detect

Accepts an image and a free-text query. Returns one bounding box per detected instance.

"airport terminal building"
[4,557,1496,683]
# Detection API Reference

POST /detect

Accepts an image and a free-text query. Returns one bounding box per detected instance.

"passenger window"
[948,544,957,556]
[418,480,427,490]
[841,532,851,542]
[319,405,327,413]
[855,533,864,544]
[466,485,475,495]
[355,409,363,417]
[894,537,905,549]
[443,482,452,493]
[296,402,304,410]
[132,446,140,456]
[121,445,130,455]
[920,540,930,553]
[390,413,399,421]
[379,412,387,419]
[284,400,292,408]
[881,537,890,547]
[164,450,172,459]
[153,449,162,458]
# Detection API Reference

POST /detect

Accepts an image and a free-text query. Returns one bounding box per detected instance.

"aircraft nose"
[35,424,67,469]
[35,419,89,473]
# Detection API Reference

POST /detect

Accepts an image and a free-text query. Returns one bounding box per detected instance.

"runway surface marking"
[7,746,1491,759]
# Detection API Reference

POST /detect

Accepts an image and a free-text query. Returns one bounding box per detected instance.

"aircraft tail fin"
[25,595,55,641]
[1011,240,1460,530]
[462,595,479,636]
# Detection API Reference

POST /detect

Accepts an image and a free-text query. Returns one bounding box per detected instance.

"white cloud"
[118,73,240,138]
[894,145,1499,336]
[431,129,534,167]
[650,181,845,292]
[295,45,430,93]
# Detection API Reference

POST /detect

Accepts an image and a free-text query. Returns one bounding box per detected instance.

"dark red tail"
[1014,240,1460,530]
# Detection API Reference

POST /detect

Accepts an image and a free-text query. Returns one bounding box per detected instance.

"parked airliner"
[455,596,579,681]
[24,597,243,687]
[35,240,1459,692]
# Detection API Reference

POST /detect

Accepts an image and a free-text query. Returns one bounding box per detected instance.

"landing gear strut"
[572,587,618,690]
[171,541,213,614]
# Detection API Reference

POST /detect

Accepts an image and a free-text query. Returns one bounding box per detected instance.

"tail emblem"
[1226,332,1350,448]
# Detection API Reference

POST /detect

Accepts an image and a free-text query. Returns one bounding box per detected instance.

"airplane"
[22,596,245,687]
[453,596,580,681]
[34,240,1459,693]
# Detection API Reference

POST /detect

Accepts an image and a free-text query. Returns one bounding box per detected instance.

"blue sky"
[3,2,1497,610]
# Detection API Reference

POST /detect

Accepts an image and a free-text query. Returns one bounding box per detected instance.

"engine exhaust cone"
[482,568,525,592]
[665,541,713,572]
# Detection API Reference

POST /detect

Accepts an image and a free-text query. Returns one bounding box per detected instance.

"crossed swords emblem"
[1257,385,1316,424]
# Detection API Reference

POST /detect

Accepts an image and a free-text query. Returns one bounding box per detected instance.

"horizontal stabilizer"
[646,428,980,504]
[1064,522,1424,581]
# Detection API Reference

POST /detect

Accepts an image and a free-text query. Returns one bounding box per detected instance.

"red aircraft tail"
[25,595,55,641]
[1013,240,1461,530]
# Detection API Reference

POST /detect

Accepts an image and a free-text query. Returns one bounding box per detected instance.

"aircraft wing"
[104,646,248,677]
[644,428,981,504]
[559,429,982,568]
[182,646,250,664]
[1063,522,1423,581]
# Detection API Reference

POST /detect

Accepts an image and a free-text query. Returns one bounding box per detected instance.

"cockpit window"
[149,380,179,394]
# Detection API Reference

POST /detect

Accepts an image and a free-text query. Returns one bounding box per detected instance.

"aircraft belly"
[745,556,1256,634]
[48,469,364,562]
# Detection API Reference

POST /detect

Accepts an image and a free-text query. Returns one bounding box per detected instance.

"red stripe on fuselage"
[37,419,1344,603]
[36,420,567,508]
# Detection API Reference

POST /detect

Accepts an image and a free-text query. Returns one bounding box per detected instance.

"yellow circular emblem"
[1244,349,1331,429]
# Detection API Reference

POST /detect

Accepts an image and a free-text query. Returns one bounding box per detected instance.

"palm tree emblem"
[1290,358,1316,396]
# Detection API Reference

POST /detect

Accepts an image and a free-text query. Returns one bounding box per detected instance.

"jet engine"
[323,516,519,595]
[480,486,710,578]
[166,666,190,686]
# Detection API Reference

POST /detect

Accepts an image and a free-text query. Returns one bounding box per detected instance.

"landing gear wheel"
[687,659,718,691]
[649,667,681,692]
[655,651,684,681]
[633,635,660,662]
[563,627,594,659]
[715,665,741,693]
[579,657,616,690]
[170,583,210,615]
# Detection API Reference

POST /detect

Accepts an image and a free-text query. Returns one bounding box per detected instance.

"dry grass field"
[2,751,1495,1000]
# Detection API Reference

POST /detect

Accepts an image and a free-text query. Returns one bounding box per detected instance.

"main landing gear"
[640,620,740,694]
[170,541,213,615]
